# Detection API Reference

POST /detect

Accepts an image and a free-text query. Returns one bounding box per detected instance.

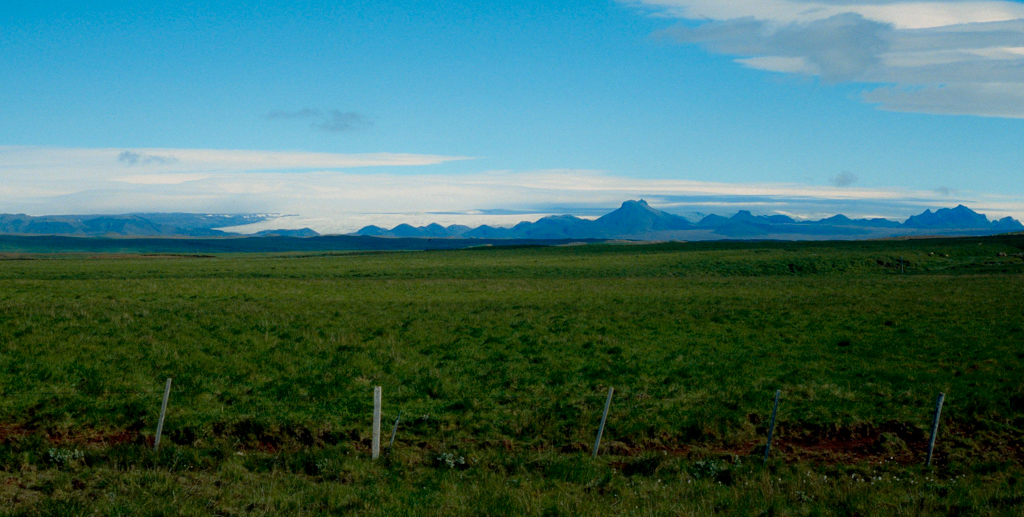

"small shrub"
[690,459,721,479]
[436,452,466,470]
[47,447,84,469]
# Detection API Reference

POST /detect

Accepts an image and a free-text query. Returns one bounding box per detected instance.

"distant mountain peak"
[612,199,660,216]
[594,199,692,233]
[823,214,852,223]
[730,210,758,222]
[902,204,996,229]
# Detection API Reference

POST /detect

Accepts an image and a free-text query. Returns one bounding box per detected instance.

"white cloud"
[862,82,1024,117]
[635,0,1024,29]
[635,0,1024,117]
[116,173,211,185]
[0,146,469,175]
[735,56,816,73]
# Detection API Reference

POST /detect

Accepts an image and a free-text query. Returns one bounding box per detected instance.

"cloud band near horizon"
[1,146,1022,234]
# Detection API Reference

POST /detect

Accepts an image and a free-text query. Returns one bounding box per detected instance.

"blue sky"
[2,0,1022,232]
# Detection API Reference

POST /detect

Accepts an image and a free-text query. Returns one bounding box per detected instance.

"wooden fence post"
[763,389,781,465]
[372,386,382,460]
[154,378,172,452]
[592,387,614,459]
[926,392,945,467]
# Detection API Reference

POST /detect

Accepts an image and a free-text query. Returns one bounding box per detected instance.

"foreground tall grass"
[0,236,1022,514]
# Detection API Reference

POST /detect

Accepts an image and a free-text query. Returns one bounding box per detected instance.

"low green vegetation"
[1,236,1023,515]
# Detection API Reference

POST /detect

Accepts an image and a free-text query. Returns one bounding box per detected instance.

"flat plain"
[1,236,1023,515]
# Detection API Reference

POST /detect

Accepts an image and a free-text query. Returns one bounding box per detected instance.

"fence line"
[0,381,951,467]
[0,390,165,396]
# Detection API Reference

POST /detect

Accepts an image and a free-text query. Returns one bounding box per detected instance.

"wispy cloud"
[635,0,1024,118]
[117,150,179,166]
[267,109,372,133]
[830,171,858,187]
[266,108,322,120]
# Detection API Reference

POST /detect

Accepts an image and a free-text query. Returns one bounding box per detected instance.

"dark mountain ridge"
[2,202,1020,241]
[356,200,1024,240]
[903,205,1022,231]
[0,213,318,238]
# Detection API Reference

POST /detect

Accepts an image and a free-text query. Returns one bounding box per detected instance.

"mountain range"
[2,202,1020,241]
[355,201,1024,241]
[0,213,319,238]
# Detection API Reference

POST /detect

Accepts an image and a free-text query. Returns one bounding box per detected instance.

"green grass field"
[1,236,1023,515]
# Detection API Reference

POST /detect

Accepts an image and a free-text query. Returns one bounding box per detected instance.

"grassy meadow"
[1,236,1023,515]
